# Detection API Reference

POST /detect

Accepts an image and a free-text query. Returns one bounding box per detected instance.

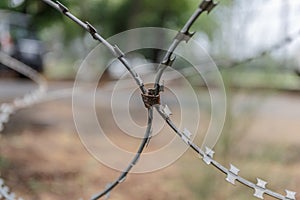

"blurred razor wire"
[0,51,47,132]
[0,50,48,200]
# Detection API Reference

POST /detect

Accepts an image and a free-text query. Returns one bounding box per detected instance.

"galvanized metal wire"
[39,0,300,199]
[155,104,296,200]
[0,0,298,199]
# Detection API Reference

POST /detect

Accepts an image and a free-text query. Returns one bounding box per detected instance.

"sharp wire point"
[183,128,192,139]
[205,147,215,158]
[285,190,297,200]
[256,178,268,188]
[254,178,268,199]
[226,164,240,185]
[175,31,194,42]
[199,0,218,13]
[181,134,190,145]
[163,105,172,117]
[202,147,214,165]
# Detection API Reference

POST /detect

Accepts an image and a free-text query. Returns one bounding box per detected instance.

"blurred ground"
[0,79,300,200]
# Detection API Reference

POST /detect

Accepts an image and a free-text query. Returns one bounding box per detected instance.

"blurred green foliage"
[0,0,220,65]
[0,0,217,42]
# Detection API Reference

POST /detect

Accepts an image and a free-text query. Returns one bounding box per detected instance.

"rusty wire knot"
[141,87,164,108]
[141,89,160,109]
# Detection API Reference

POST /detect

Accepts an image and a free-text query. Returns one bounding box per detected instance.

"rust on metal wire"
[142,88,161,108]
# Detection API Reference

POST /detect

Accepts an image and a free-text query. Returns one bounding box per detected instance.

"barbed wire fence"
[0,0,299,199]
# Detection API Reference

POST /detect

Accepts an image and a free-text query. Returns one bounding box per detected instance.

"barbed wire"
[41,0,298,199]
[90,108,153,200]
[1,0,298,199]
[42,0,147,95]
[152,1,298,199]
[154,0,218,95]
[154,104,297,200]
[41,1,157,199]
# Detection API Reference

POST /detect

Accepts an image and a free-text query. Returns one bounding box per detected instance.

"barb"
[42,0,147,94]
[91,108,153,200]
[154,0,218,95]
[155,104,297,200]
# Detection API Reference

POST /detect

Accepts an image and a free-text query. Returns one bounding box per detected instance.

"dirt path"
[0,80,299,200]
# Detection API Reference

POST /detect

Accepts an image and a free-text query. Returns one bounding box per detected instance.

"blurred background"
[0,0,300,199]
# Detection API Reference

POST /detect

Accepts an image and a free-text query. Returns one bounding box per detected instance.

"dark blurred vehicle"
[0,10,44,75]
